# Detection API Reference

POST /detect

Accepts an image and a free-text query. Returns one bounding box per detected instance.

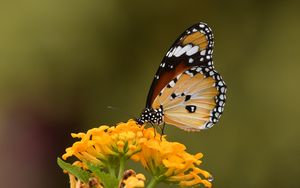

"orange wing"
[145,23,214,107]
[152,66,226,131]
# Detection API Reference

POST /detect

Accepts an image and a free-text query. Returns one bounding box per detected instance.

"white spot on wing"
[220,87,225,93]
[173,46,182,57]
[185,71,194,77]
[218,107,222,112]
[220,94,224,100]
[169,80,176,87]
[186,46,199,56]
[200,50,206,56]
[167,48,176,57]
[174,44,192,57]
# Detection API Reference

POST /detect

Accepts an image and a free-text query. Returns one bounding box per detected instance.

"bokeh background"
[1,0,299,187]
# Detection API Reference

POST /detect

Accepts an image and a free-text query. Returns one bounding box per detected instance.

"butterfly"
[136,22,226,131]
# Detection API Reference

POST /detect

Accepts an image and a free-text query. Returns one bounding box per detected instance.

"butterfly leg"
[150,122,157,137]
[156,123,165,134]
[155,123,166,140]
[159,122,166,141]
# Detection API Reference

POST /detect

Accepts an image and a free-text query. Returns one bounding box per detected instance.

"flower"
[62,120,144,167]
[121,169,146,188]
[123,174,145,188]
[131,128,212,188]
[59,119,212,188]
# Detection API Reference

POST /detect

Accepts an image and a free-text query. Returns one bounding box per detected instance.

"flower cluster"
[131,137,212,187]
[62,121,143,169]
[58,120,212,188]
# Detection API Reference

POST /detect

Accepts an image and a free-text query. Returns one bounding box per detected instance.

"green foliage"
[57,158,91,183]
[87,163,119,188]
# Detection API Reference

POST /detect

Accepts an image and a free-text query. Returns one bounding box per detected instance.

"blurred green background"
[0,0,299,187]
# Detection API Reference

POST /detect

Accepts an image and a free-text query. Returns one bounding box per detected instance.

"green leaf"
[87,163,119,188]
[57,158,90,183]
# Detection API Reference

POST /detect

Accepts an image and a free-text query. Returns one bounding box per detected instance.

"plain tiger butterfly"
[136,22,226,131]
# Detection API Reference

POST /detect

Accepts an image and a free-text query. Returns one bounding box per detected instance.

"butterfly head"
[136,106,164,125]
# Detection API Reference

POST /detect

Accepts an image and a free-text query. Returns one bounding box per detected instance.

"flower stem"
[146,177,159,188]
[118,157,125,179]
[107,163,116,176]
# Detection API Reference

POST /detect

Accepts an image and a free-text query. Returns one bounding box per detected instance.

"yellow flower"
[62,120,144,167]
[121,170,146,188]
[60,119,212,188]
[131,127,212,188]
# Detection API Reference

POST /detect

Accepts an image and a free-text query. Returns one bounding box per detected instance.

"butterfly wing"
[152,66,226,131]
[146,22,214,107]
[145,22,226,130]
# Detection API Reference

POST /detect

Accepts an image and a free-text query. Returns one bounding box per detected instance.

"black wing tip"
[188,22,213,30]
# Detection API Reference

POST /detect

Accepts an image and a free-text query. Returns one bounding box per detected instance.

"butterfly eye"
[138,22,226,132]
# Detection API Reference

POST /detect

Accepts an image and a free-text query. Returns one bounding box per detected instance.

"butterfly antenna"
[107,106,137,120]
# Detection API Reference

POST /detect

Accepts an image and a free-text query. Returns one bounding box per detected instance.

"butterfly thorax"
[137,106,164,125]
